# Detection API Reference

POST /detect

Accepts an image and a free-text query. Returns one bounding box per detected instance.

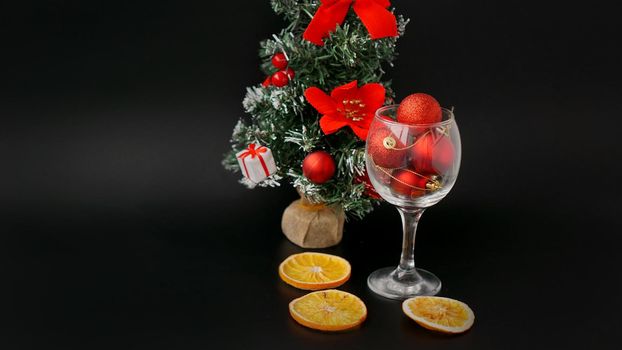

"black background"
[2,1,621,349]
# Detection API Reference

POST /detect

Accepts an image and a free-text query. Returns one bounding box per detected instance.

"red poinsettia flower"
[304,80,385,140]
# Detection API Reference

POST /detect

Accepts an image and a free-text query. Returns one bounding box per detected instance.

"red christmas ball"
[283,67,295,80]
[261,76,272,87]
[271,52,288,70]
[302,151,336,184]
[367,128,407,168]
[271,71,290,87]
[396,93,442,125]
[390,169,430,198]
[410,132,455,174]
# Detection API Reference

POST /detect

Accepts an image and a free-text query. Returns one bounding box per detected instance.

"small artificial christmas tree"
[223,0,409,246]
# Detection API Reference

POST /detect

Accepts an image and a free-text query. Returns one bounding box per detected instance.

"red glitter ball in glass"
[390,169,429,198]
[367,128,407,168]
[396,93,442,125]
[410,132,455,174]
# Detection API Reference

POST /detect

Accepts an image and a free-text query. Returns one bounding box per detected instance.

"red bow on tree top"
[305,80,385,140]
[303,0,398,46]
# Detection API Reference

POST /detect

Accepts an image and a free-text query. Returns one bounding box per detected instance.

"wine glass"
[365,105,461,299]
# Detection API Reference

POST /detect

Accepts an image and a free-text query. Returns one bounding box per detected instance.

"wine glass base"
[367,266,441,300]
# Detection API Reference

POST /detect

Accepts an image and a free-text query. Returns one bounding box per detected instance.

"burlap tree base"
[281,194,345,248]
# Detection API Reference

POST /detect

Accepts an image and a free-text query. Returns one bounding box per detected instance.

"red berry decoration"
[390,170,440,198]
[262,76,272,87]
[302,151,336,184]
[397,93,442,125]
[367,128,407,168]
[283,67,295,80]
[271,52,288,70]
[411,132,455,174]
[271,71,290,87]
[355,171,381,199]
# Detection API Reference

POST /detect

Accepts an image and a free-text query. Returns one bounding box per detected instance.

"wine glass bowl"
[366,106,461,209]
[364,105,461,300]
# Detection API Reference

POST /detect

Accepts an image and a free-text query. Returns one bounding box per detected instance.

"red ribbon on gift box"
[238,143,270,180]
[303,0,398,46]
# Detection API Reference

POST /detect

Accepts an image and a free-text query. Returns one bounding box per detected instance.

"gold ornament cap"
[383,136,396,149]
[426,175,442,191]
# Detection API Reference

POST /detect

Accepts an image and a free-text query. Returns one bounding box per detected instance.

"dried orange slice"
[402,296,475,334]
[279,252,351,290]
[289,290,367,331]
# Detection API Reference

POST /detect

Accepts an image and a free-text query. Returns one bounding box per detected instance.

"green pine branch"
[222,0,409,219]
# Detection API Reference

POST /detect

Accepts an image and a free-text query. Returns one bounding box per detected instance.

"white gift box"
[236,143,277,183]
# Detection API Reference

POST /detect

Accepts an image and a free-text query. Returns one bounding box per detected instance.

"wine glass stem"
[397,207,425,271]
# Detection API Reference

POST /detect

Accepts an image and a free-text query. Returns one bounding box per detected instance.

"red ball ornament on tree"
[271,52,288,70]
[390,169,441,198]
[367,128,407,168]
[411,132,455,174]
[302,151,336,184]
[271,71,290,87]
[397,93,442,125]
